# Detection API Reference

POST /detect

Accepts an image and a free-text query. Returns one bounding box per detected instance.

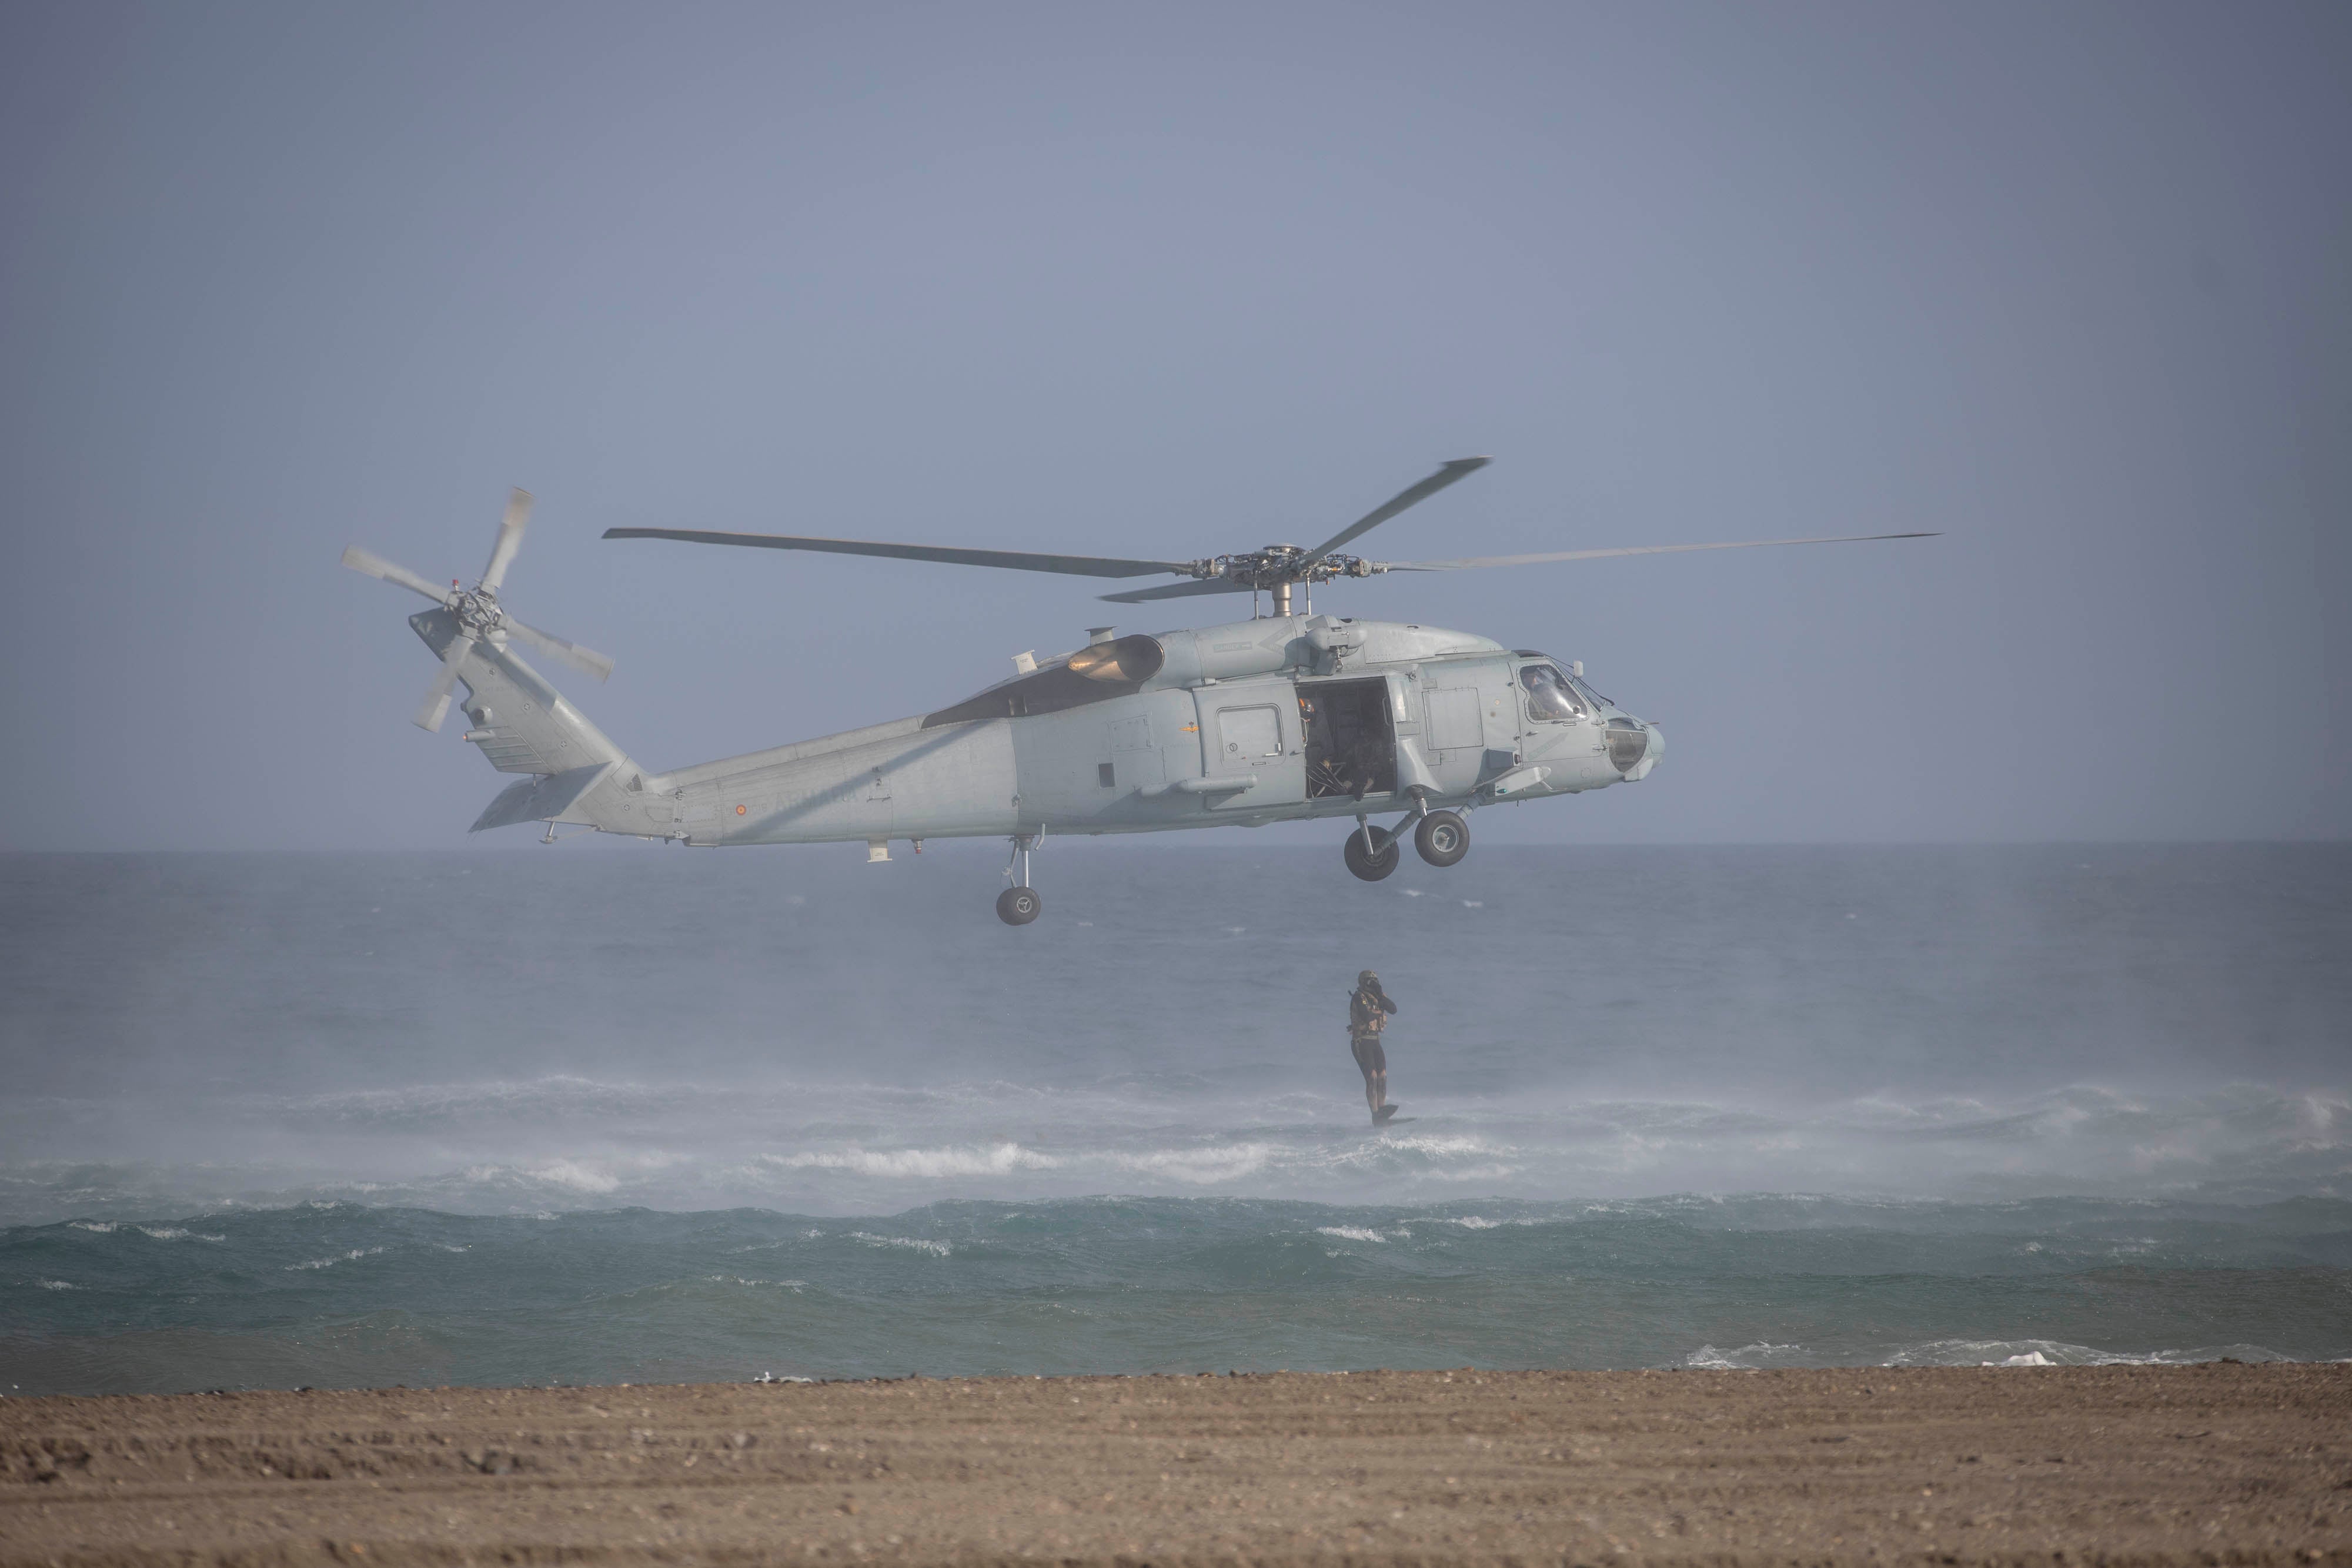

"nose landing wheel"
[1342,822,1402,881]
[1414,809,1469,867]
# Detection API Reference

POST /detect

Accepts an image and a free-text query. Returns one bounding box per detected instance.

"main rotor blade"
[1301,456,1491,566]
[1384,531,1940,571]
[342,544,449,603]
[604,527,1196,580]
[479,489,534,594]
[412,639,472,732]
[503,616,614,682]
[1097,577,1254,604]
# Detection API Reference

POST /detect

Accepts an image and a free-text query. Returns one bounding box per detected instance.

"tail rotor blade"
[343,544,450,603]
[412,638,472,732]
[479,489,534,594]
[503,617,615,682]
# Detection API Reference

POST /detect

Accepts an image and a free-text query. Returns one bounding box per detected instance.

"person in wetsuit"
[1348,969,1399,1125]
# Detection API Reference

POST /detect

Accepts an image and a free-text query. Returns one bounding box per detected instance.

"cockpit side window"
[1519,663,1588,722]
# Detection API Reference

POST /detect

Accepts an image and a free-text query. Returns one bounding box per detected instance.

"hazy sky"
[3,1,2344,850]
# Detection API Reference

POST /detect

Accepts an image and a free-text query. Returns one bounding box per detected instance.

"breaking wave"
[2,1079,2338,1225]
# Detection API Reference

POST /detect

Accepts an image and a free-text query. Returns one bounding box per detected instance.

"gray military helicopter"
[343,460,1930,923]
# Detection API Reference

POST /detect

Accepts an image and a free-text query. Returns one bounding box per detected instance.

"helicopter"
[342,459,1932,924]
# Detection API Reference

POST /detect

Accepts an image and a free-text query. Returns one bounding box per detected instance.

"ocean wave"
[286,1246,387,1271]
[5,1192,2347,1393]
[1883,1339,2293,1368]
[700,1275,803,1291]
[766,1143,1060,1178]
[1684,1338,2299,1370]
[847,1232,951,1256]
[1106,1143,1273,1183]
[2,1079,2343,1225]
[1684,1342,1807,1369]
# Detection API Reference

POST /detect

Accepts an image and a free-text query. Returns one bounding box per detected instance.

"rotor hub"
[1193,547,1385,591]
[450,586,505,637]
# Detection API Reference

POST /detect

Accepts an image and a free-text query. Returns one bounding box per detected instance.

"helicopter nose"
[1607,717,1662,780]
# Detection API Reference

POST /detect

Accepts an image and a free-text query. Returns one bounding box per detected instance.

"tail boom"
[409,609,656,838]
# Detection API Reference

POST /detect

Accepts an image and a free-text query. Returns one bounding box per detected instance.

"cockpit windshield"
[1519,663,1588,722]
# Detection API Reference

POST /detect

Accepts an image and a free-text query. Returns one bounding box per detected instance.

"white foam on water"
[286,1246,386,1271]
[846,1232,951,1256]
[1107,1142,1274,1183]
[1315,1226,1386,1243]
[1684,1343,1806,1369]
[1883,1339,2290,1368]
[766,1143,1061,1178]
[6,1076,2344,1222]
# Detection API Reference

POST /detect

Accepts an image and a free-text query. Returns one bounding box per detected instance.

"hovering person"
[1348,969,1399,1125]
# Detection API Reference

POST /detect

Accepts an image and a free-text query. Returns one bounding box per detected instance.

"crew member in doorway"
[1348,969,1399,1125]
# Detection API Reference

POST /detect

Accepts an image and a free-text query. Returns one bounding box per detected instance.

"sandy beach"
[4,1363,2346,1564]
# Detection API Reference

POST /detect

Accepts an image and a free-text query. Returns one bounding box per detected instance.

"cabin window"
[1519,663,1587,722]
[1098,763,1115,788]
[1217,706,1282,760]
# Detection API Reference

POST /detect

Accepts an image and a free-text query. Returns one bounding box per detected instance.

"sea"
[2,844,2346,1395]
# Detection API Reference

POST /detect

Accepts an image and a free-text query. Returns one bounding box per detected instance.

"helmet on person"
[1358,969,1379,987]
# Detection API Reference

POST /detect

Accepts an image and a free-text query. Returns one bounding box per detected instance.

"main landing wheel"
[996,885,1042,925]
[1414,809,1470,867]
[1342,825,1402,882]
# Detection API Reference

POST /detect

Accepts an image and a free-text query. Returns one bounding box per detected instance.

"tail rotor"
[341,488,613,733]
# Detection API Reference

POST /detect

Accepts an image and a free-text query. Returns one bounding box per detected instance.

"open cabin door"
[1298,676,1400,802]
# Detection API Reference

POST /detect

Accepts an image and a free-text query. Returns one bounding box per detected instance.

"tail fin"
[408,609,659,837]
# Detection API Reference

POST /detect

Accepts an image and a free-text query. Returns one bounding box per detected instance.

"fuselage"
[597,615,1661,848]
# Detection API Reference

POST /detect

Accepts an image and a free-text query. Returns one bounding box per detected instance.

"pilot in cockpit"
[1519,663,1588,723]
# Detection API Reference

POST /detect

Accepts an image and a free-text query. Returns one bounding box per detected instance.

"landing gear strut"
[997,833,1042,925]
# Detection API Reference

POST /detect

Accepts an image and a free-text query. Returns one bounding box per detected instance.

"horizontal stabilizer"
[471,763,614,833]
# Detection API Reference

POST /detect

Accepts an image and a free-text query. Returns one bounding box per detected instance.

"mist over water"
[3,845,2346,1390]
